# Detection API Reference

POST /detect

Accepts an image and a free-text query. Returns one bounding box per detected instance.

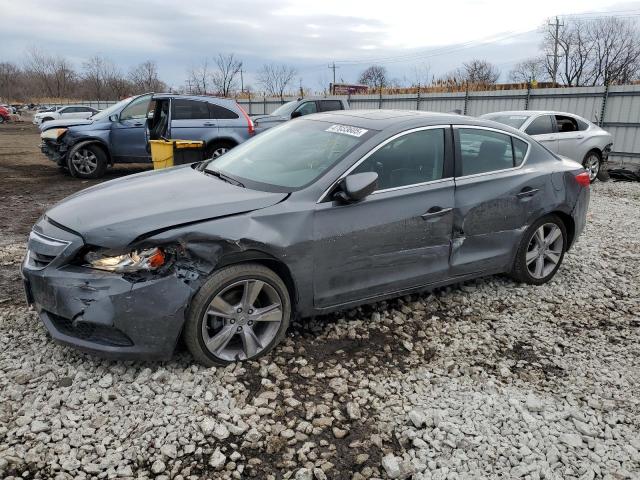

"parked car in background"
[34,105,99,126]
[252,97,348,131]
[23,110,590,365]
[482,111,612,182]
[40,93,254,178]
[0,106,11,124]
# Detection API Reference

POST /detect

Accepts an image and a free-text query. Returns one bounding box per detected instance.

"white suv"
[33,105,99,126]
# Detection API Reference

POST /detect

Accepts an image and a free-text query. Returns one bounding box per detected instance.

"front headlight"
[41,128,67,140]
[84,248,165,272]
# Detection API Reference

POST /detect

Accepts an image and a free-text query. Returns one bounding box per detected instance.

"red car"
[0,106,11,124]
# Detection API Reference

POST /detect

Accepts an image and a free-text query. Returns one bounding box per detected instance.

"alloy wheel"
[584,154,600,181]
[211,147,228,159]
[525,223,564,279]
[71,148,98,175]
[201,279,283,361]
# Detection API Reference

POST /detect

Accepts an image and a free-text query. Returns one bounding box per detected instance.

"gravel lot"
[0,123,639,479]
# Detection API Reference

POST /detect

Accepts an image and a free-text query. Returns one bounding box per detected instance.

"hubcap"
[526,223,564,279]
[584,155,599,181]
[71,149,98,174]
[201,279,283,361]
[210,147,228,159]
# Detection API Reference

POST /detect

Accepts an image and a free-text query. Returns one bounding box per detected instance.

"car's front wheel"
[511,214,567,285]
[67,143,108,179]
[184,263,291,366]
[582,150,601,183]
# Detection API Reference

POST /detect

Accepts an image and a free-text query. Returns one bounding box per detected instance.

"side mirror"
[334,172,378,203]
[291,111,302,119]
[109,113,119,122]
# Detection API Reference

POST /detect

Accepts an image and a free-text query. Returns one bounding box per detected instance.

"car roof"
[152,93,237,108]
[483,110,583,118]
[305,109,522,133]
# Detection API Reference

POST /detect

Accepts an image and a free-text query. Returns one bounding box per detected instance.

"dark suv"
[40,93,255,178]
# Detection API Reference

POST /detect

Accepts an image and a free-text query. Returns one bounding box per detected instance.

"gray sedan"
[482,110,613,182]
[22,111,590,366]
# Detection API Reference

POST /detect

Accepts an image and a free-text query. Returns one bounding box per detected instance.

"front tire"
[205,141,235,161]
[184,263,291,366]
[511,214,567,285]
[67,143,108,179]
[582,150,601,183]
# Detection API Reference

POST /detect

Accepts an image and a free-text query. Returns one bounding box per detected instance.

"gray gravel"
[0,181,639,479]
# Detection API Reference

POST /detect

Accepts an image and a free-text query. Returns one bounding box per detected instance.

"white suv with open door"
[482,110,613,182]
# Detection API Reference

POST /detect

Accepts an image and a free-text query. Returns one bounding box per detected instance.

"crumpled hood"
[40,118,94,131]
[45,165,287,248]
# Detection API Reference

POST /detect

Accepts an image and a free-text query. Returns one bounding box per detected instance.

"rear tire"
[184,263,291,366]
[511,214,567,285]
[205,141,235,161]
[0,116,5,124]
[67,143,108,179]
[582,150,601,184]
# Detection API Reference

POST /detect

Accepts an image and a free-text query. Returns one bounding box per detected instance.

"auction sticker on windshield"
[326,125,368,137]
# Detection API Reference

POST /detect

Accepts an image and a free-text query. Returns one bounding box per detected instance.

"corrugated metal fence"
[237,85,640,166]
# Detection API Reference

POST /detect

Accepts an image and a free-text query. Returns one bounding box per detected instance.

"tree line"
[2,15,639,103]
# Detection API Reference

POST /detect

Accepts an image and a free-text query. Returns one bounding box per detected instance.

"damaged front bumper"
[40,139,68,165]
[21,220,195,360]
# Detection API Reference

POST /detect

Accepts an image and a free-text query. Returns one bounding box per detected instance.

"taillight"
[237,104,254,135]
[575,171,591,187]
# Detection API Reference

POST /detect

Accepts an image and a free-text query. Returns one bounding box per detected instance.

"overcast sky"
[2,0,640,91]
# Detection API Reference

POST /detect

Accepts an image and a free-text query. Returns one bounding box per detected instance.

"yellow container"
[149,140,205,170]
[149,140,175,169]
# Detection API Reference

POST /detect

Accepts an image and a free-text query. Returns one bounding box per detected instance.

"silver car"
[482,111,613,182]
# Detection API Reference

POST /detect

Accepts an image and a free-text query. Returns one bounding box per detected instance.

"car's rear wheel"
[205,141,235,160]
[511,214,567,285]
[184,264,291,366]
[67,143,108,179]
[582,150,601,183]
[0,116,5,124]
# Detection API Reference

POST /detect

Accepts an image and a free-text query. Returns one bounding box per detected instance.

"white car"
[482,110,613,182]
[33,105,99,126]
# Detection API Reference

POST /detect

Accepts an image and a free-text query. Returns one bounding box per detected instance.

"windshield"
[270,101,299,117]
[204,119,374,191]
[483,114,530,129]
[91,97,134,120]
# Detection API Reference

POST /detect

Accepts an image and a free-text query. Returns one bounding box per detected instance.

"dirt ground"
[0,123,150,304]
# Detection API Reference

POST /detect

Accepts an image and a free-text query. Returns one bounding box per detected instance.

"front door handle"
[421,207,452,220]
[203,122,216,126]
[516,187,539,199]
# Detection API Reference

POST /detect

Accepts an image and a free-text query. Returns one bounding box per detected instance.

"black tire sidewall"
[205,141,235,160]
[583,151,601,184]
[185,264,291,366]
[67,143,107,179]
[513,214,568,285]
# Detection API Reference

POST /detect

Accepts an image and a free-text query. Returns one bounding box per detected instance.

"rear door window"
[555,115,579,133]
[172,99,210,120]
[318,100,343,112]
[525,115,555,136]
[458,128,518,176]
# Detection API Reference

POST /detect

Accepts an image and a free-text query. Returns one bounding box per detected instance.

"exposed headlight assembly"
[41,128,67,140]
[84,248,165,273]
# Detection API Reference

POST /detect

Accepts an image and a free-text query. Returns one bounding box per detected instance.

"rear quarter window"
[209,103,239,119]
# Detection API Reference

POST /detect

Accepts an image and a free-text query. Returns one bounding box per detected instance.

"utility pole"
[299,78,304,98]
[328,62,339,94]
[240,68,244,94]
[549,16,564,87]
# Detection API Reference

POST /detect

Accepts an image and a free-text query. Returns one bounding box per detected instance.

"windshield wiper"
[204,168,245,188]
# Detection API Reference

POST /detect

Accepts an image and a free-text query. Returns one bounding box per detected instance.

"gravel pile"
[0,181,639,479]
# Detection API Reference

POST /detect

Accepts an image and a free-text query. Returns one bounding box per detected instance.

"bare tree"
[257,63,297,100]
[212,53,242,97]
[541,20,593,86]
[129,60,166,93]
[187,58,211,94]
[588,17,640,85]
[509,57,548,83]
[0,62,23,102]
[104,63,131,99]
[358,65,388,90]
[25,48,75,98]
[82,55,110,100]
[462,59,500,85]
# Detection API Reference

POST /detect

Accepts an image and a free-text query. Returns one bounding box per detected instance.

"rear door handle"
[421,207,452,220]
[516,188,539,199]
[203,122,216,126]
[539,137,557,142]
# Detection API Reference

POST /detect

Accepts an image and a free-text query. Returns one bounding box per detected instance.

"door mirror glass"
[109,113,119,122]
[334,172,378,203]
[291,111,302,119]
